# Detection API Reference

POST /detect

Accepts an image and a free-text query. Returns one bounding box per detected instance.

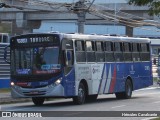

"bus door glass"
[62,39,74,75]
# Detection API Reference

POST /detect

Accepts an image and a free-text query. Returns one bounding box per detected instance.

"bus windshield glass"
[10,34,61,76]
[12,46,60,75]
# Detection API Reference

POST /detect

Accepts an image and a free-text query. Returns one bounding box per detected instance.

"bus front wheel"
[73,83,86,105]
[32,97,45,106]
[115,79,132,99]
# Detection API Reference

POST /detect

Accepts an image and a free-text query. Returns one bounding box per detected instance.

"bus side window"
[132,43,141,62]
[114,42,124,62]
[140,43,150,61]
[95,41,104,62]
[105,41,114,62]
[123,42,132,61]
[86,41,95,62]
[75,40,86,62]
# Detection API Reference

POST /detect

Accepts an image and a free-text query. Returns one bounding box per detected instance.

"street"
[0,86,160,120]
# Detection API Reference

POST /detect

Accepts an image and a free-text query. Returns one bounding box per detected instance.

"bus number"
[17,39,28,43]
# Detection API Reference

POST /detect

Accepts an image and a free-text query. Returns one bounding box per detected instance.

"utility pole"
[77,11,86,34]
[74,0,86,34]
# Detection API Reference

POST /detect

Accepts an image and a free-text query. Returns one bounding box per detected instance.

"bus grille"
[23,91,46,96]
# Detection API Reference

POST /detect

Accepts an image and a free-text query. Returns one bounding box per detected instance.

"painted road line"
[134,92,160,96]
[135,87,160,91]
[111,105,126,109]
[141,117,159,120]
[151,101,160,104]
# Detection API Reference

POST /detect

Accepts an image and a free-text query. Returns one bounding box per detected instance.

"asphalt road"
[1,87,160,120]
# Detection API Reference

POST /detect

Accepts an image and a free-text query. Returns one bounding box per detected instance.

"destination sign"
[16,37,52,44]
[11,34,60,47]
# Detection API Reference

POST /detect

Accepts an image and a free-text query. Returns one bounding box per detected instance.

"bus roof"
[62,33,150,43]
[11,32,150,43]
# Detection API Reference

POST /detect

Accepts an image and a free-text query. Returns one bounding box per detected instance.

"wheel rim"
[78,87,85,102]
[126,82,132,96]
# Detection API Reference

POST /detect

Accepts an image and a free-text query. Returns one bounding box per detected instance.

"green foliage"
[0,22,11,34]
[128,0,160,16]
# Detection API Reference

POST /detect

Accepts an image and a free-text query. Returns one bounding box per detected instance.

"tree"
[0,23,11,34]
[128,0,160,16]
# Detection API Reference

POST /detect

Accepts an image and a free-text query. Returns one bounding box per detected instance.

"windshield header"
[11,34,60,47]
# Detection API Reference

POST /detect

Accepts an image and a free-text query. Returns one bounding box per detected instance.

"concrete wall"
[32,0,128,3]
[33,21,160,37]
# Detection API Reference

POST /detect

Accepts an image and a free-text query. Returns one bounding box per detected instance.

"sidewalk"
[0,82,159,104]
[0,92,31,104]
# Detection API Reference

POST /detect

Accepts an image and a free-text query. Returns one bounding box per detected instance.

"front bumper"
[11,84,64,98]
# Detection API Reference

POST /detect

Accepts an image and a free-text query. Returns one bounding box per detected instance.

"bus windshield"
[12,46,60,75]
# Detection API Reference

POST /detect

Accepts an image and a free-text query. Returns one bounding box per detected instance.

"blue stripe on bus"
[62,67,75,97]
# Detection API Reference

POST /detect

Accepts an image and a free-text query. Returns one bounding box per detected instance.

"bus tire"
[115,79,132,99]
[124,79,132,99]
[86,94,98,102]
[32,97,45,106]
[73,83,86,105]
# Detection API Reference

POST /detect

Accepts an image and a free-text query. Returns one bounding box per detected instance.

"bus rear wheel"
[115,79,132,99]
[32,97,45,106]
[73,83,86,105]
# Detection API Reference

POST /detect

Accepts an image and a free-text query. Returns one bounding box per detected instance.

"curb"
[0,97,31,104]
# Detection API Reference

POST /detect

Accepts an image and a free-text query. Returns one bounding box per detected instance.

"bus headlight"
[48,78,62,88]
[11,82,15,86]
[55,78,62,85]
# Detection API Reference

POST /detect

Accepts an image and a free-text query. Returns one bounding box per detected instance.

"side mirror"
[4,45,10,64]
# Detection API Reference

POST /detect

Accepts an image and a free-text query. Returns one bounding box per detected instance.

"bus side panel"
[74,61,153,96]
[91,64,104,95]
[62,67,76,97]
[133,62,153,90]
[75,64,92,96]
[75,64,104,95]
[103,61,153,94]
[106,63,132,94]
[102,63,125,94]
[113,63,126,93]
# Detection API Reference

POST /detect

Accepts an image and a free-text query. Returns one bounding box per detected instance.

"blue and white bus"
[4,33,153,105]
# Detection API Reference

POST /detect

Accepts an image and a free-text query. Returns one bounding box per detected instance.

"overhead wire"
[1,0,160,33]
[91,4,160,27]
[88,6,160,32]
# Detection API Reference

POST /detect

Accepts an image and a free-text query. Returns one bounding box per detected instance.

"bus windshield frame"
[10,34,61,78]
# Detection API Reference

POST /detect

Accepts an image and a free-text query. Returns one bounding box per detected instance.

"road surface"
[1,87,160,120]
